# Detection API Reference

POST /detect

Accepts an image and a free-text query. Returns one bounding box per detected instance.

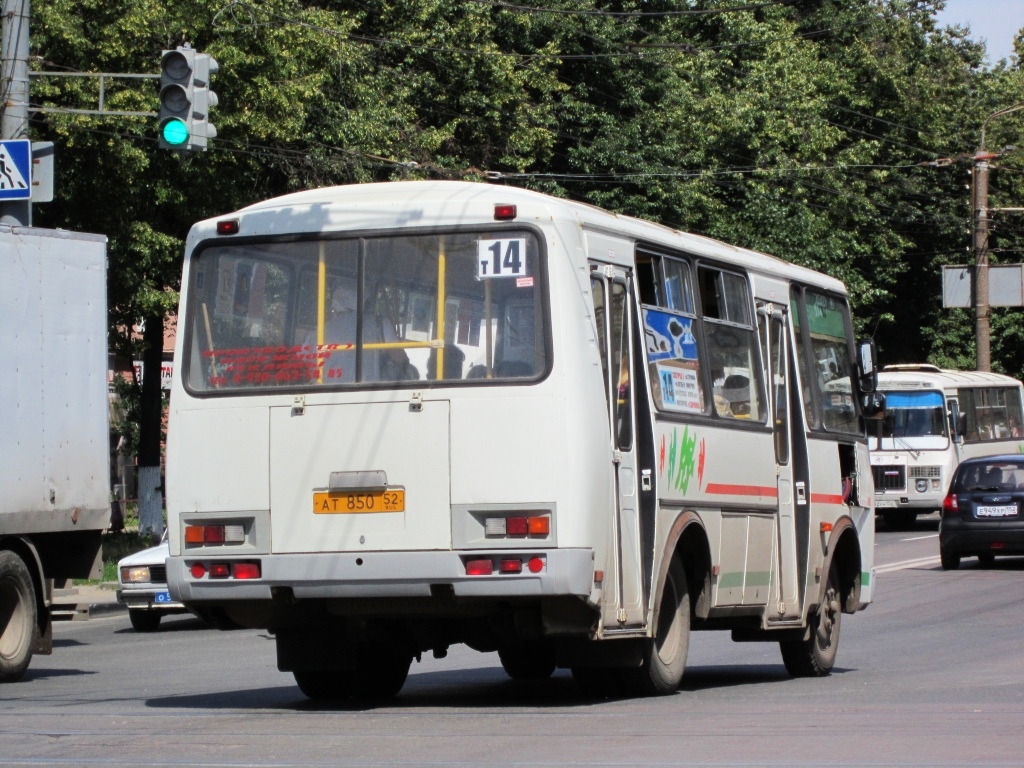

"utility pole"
[974,103,1024,372]
[1,0,30,226]
[972,151,995,372]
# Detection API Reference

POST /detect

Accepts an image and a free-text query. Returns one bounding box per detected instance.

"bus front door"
[762,304,803,621]
[591,266,645,629]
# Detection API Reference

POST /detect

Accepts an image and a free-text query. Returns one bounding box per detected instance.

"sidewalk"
[53,582,125,620]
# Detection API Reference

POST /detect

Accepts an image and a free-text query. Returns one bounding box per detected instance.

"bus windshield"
[872,390,948,448]
[184,230,547,392]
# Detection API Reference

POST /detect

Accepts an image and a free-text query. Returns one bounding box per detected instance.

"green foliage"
[26,0,1024,393]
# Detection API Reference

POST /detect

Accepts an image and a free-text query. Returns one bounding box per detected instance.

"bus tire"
[780,562,841,677]
[128,609,162,632]
[498,644,556,680]
[0,550,38,683]
[622,555,690,695]
[293,643,412,702]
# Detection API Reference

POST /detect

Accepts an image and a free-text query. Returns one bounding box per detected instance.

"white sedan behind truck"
[117,535,190,631]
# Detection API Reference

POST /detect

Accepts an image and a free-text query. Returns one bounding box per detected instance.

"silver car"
[116,533,189,631]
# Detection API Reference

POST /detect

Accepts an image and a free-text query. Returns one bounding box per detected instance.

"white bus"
[870,365,1024,528]
[165,181,879,701]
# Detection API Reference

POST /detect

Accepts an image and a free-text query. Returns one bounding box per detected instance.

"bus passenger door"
[591,266,646,628]
[761,303,802,621]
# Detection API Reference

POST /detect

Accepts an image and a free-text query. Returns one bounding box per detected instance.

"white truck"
[0,225,109,681]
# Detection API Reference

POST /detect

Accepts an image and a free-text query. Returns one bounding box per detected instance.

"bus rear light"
[465,559,494,576]
[527,557,545,573]
[209,563,231,579]
[494,204,517,221]
[499,559,523,574]
[190,563,206,579]
[485,514,551,538]
[233,562,261,579]
[217,219,240,235]
[184,524,245,546]
[506,517,528,536]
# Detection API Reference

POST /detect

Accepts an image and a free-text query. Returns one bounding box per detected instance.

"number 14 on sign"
[478,238,527,278]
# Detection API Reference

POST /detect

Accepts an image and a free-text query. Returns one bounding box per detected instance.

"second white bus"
[165,181,879,700]
[870,364,1024,528]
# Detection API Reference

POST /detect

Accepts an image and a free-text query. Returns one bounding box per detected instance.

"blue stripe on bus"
[885,391,944,408]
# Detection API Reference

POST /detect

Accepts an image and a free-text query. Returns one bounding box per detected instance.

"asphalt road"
[3,513,1023,767]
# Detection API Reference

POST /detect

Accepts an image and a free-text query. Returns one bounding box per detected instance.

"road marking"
[874,555,942,574]
[901,533,939,542]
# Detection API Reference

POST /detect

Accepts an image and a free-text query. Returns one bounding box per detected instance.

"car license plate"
[876,499,898,508]
[976,504,1017,517]
[313,489,405,514]
[154,591,173,603]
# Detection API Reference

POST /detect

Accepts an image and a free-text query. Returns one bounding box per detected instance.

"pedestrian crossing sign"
[0,140,31,201]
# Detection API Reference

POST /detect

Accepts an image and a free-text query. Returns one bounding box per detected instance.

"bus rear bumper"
[167,549,596,603]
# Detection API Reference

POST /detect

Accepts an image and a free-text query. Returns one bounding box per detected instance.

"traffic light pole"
[1,0,31,226]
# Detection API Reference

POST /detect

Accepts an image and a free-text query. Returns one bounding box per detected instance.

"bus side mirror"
[948,401,965,442]
[856,338,878,394]
[862,391,886,418]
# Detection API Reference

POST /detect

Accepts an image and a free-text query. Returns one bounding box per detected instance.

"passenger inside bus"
[721,374,752,417]
[311,283,412,382]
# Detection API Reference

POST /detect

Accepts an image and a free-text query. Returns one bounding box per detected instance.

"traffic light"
[158,47,218,151]
[189,53,219,150]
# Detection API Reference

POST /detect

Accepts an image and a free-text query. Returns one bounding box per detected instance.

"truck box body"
[0,225,109,554]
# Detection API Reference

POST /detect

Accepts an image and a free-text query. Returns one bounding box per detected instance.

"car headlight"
[120,566,152,584]
[916,479,929,493]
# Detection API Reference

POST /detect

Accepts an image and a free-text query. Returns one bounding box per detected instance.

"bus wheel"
[0,550,38,683]
[781,562,841,677]
[293,644,412,702]
[622,555,690,695]
[498,643,556,680]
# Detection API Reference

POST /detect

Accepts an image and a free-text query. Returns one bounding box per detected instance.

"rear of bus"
[164,183,612,692]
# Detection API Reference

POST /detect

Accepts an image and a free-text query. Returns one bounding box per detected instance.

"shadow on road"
[142,660,838,712]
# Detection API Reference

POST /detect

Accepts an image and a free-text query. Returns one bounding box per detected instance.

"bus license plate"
[313,489,405,514]
[976,505,1016,517]
[876,499,898,508]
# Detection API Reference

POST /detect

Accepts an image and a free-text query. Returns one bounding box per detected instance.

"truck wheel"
[621,555,689,695]
[498,643,556,680]
[0,550,38,683]
[780,561,841,677]
[128,609,162,632]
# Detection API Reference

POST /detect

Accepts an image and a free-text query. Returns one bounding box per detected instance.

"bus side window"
[699,266,763,422]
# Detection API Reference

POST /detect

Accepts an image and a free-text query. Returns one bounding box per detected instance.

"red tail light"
[942,493,959,516]
[233,562,261,579]
[465,559,494,576]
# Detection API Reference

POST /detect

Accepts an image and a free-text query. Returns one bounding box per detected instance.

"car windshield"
[959,463,1023,492]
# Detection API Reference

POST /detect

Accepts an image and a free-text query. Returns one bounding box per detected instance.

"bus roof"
[191,180,847,294]
[878,366,1023,392]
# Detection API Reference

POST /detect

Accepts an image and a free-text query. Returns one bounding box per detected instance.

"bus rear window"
[184,231,547,392]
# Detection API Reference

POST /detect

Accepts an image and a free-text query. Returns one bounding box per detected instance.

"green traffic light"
[161,119,189,146]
